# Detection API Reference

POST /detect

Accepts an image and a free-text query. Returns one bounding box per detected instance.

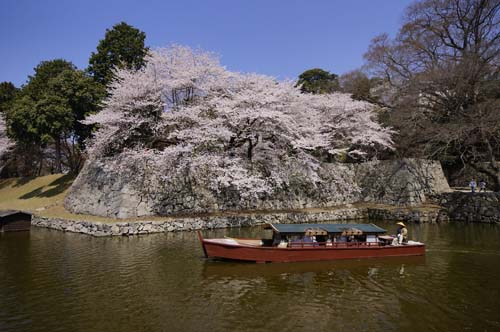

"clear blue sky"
[1,0,413,87]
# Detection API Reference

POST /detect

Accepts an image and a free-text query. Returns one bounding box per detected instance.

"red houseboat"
[198,223,425,263]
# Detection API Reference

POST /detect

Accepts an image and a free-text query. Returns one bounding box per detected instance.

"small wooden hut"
[0,210,32,232]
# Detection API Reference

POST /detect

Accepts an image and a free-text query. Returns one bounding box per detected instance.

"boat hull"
[200,239,425,263]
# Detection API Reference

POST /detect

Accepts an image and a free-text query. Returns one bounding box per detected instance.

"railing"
[287,241,381,248]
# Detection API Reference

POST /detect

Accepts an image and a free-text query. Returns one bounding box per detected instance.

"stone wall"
[65,157,450,219]
[437,192,500,223]
[33,203,450,237]
[367,206,448,223]
[32,207,367,236]
[354,159,451,205]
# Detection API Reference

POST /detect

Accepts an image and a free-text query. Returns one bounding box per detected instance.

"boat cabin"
[0,210,32,232]
[267,223,387,248]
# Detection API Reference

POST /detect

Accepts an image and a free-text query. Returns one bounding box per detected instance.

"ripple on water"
[1,222,500,332]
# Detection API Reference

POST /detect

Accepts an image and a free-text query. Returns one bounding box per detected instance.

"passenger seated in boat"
[289,236,303,247]
[336,235,347,242]
[277,240,288,248]
[272,233,285,246]
[316,235,327,244]
[304,236,319,246]
[289,235,318,247]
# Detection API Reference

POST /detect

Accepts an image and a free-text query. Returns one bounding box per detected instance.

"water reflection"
[0,221,499,332]
[202,256,426,279]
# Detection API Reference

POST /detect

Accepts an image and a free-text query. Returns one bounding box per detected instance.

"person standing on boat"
[396,222,408,244]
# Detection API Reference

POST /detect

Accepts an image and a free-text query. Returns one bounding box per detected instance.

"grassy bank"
[0,174,73,212]
[0,174,121,222]
[0,175,443,224]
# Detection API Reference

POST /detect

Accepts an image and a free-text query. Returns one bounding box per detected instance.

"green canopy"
[269,223,386,234]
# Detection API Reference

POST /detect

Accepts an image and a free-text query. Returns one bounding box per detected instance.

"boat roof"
[269,223,386,234]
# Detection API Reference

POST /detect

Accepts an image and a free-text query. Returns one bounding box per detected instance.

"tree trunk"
[470,135,500,192]
[490,168,500,192]
[54,137,62,173]
[62,137,84,174]
[37,148,44,176]
[247,138,254,161]
[494,174,500,193]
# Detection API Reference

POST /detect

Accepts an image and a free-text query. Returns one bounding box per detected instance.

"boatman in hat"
[396,222,408,244]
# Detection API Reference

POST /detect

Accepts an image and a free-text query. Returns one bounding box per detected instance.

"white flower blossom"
[0,115,13,158]
[83,44,394,199]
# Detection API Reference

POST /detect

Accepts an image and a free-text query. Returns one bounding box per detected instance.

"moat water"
[1,221,499,332]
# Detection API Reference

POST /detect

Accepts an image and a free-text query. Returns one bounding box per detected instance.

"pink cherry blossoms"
[83,45,394,199]
[0,115,13,158]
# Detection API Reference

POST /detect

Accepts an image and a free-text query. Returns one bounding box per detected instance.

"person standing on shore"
[469,179,477,193]
[479,180,486,192]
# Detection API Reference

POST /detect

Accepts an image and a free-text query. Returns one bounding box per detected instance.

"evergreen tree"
[7,60,104,174]
[296,68,340,94]
[0,82,19,114]
[88,22,149,86]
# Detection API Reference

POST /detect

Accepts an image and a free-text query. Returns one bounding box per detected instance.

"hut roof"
[0,210,32,218]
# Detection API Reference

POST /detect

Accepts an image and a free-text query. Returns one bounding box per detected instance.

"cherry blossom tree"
[0,115,13,161]
[84,45,394,199]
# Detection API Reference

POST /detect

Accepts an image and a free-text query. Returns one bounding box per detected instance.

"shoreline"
[31,203,446,237]
[2,175,498,237]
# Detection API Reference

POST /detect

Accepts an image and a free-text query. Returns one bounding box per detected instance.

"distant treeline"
[0,22,148,176]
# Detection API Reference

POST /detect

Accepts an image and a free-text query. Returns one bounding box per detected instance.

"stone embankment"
[31,207,365,236]
[65,158,450,219]
[31,157,500,237]
[367,206,449,223]
[437,192,500,224]
[32,204,447,237]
